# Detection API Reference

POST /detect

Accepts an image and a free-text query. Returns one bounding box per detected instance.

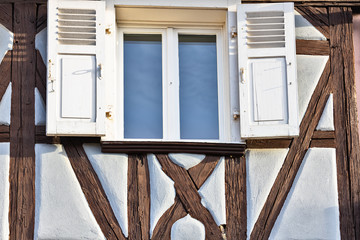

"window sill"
[101,141,246,156]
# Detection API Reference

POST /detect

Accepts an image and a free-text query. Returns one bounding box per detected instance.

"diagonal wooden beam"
[156,154,222,239]
[128,154,150,240]
[0,4,12,32]
[330,7,360,240]
[250,59,331,240]
[36,4,47,34]
[152,155,220,239]
[226,156,247,240]
[296,6,330,39]
[63,138,126,240]
[0,51,11,103]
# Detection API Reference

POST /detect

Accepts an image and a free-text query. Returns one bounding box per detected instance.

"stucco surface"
[316,93,334,131]
[297,55,329,123]
[34,144,105,240]
[35,28,47,64]
[35,87,46,126]
[168,153,205,170]
[246,148,288,238]
[198,157,226,226]
[270,148,340,240]
[0,143,9,240]
[83,143,129,237]
[295,11,327,40]
[148,154,176,237]
[0,23,13,64]
[171,214,205,240]
[0,83,11,125]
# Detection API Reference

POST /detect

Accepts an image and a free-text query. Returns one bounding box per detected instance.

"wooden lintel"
[246,139,292,149]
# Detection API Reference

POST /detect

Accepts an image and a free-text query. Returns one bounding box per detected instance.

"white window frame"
[116,26,230,142]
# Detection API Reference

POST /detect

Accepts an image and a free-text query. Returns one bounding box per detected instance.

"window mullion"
[164,27,180,140]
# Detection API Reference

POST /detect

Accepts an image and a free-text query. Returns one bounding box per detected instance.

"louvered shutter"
[47,0,105,136]
[237,3,298,138]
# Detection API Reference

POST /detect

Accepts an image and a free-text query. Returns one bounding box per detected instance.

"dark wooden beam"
[0,4,13,32]
[312,130,335,138]
[36,4,47,33]
[250,59,331,239]
[63,138,126,240]
[0,125,9,142]
[187,155,220,189]
[156,154,223,239]
[226,156,247,240]
[35,50,46,104]
[296,6,330,39]
[128,154,150,240]
[246,139,292,148]
[330,6,360,240]
[243,1,360,7]
[9,3,36,240]
[296,39,330,55]
[102,141,245,156]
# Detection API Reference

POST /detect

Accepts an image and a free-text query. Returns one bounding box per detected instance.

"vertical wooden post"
[225,156,247,240]
[330,7,360,240]
[9,3,37,239]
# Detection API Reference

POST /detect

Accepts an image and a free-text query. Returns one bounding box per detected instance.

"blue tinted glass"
[124,34,163,139]
[179,35,219,139]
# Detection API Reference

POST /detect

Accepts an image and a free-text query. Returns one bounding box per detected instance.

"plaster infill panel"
[316,93,334,131]
[35,87,46,126]
[246,148,288,238]
[148,154,176,238]
[34,144,105,240]
[35,27,47,64]
[297,55,329,123]
[0,23,13,64]
[270,148,340,240]
[0,83,11,125]
[0,143,9,240]
[295,11,327,41]
[83,143,129,237]
[171,214,205,240]
[198,157,226,226]
[169,153,205,170]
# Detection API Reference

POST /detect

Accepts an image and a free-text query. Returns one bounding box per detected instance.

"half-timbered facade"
[0,0,359,239]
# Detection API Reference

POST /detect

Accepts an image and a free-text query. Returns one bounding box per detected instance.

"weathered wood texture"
[243,1,360,7]
[156,154,223,239]
[0,125,9,142]
[152,156,220,239]
[102,141,246,156]
[226,156,247,240]
[296,6,330,38]
[36,4,46,33]
[296,39,330,55]
[9,3,36,240]
[0,4,12,32]
[330,7,360,240]
[250,60,331,240]
[246,139,292,148]
[63,138,126,240]
[128,154,150,240]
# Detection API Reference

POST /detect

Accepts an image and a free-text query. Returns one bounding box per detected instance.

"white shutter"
[237,3,298,138]
[47,0,105,136]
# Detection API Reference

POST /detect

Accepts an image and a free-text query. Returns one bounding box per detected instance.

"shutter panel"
[237,3,298,138]
[47,0,105,136]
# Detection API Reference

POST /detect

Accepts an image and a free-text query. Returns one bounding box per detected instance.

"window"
[46,1,299,141]
[118,28,226,141]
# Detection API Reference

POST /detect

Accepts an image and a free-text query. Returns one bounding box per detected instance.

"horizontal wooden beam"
[243,1,360,6]
[246,139,292,149]
[296,39,330,55]
[102,141,246,156]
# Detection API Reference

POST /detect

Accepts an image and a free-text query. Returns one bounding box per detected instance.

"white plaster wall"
[297,55,329,123]
[35,28,47,64]
[316,93,334,131]
[0,83,11,125]
[295,11,327,40]
[171,214,205,240]
[0,143,9,240]
[83,144,129,237]
[270,148,340,240]
[148,154,176,238]
[246,148,288,238]
[34,144,105,240]
[168,153,205,170]
[198,157,226,226]
[35,88,46,126]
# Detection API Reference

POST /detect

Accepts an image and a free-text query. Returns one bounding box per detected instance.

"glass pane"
[179,35,219,139]
[124,34,163,139]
